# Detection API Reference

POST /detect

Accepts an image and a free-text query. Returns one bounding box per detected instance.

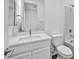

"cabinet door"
[11,52,31,59]
[32,47,50,59]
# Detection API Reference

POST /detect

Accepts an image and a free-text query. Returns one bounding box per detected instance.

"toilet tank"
[52,34,64,46]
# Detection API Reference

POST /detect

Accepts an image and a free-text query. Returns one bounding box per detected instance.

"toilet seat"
[57,45,73,58]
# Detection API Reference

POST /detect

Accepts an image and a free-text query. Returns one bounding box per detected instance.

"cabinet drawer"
[7,52,31,59]
[9,44,31,55]
[12,52,31,59]
[31,40,50,50]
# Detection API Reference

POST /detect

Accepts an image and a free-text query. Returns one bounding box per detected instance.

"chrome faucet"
[29,29,32,36]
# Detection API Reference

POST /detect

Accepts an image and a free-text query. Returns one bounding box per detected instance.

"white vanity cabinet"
[7,39,50,59]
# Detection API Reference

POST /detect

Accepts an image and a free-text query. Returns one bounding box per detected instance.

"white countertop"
[8,33,51,47]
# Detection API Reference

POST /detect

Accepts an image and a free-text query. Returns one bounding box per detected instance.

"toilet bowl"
[56,45,73,59]
[52,34,73,59]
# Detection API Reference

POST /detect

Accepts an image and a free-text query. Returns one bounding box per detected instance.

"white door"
[32,47,50,59]
[11,52,31,59]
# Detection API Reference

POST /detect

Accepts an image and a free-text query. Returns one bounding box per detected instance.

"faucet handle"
[29,29,32,36]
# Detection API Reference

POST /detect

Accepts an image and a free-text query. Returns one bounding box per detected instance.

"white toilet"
[52,34,73,59]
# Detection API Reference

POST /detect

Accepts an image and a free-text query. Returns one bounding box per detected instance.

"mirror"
[8,0,45,36]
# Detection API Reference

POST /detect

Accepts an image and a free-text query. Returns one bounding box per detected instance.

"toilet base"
[57,55,70,59]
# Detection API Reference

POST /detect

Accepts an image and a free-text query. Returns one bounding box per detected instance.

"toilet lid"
[57,45,72,56]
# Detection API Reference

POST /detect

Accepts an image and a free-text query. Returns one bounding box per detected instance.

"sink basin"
[8,33,51,46]
[19,35,41,41]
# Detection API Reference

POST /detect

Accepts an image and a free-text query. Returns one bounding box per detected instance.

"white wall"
[45,0,64,35]
[4,0,9,49]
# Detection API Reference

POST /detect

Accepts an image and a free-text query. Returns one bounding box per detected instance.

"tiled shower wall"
[64,6,74,40]
[64,0,74,40]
